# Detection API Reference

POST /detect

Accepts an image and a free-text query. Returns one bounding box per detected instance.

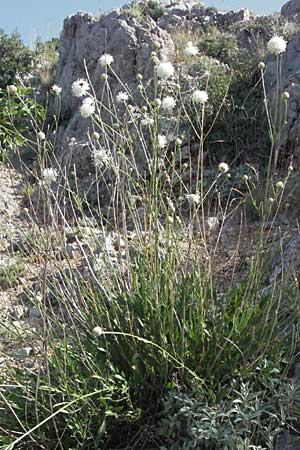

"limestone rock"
[265,33,300,164]
[281,0,300,18]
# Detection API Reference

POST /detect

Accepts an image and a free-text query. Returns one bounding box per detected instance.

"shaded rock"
[281,0,300,18]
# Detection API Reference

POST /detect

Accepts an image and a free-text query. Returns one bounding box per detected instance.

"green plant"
[160,371,300,450]
[124,0,166,21]
[0,84,46,160]
[0,29,32,89]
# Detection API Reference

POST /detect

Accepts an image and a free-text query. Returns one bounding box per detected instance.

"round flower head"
[116,91,129,103]
[184,42,199,57]
[185,193,200,205]
[157,62,175,80]
[93,326,103,337]
[267,36,287,55]
[192,90,208,105]
[51,84,62,95]
[80,97,95,118]
[92,147,110,168]
[158,134,167,149]
[161,96,176,112]
[42,168,58,185]
[282,91,290,100]
[7,85,18,94]
[258,61,265,71]
[99,53,114,67]
[71,78,89,97]
[276,180,284,189]
[37,131,46,140]
[218,162,229,173]
[92,131,100,140]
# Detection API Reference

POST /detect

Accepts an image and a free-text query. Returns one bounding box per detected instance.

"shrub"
[0,29,32,88]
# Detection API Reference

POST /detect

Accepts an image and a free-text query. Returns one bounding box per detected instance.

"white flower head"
[218,162,229,173]
[92,147,110,168]
[267,36,287,55]
[42,168,58,185]
[7,85,18,94]
[282,91,290,100]
[99,53,114,67]
[161,96,176,112]
[51,84,62,95]
[158,134,167,149]
[157,62,175,80]
[71,78,90,97]
[37,131,46,140]
[276,180,284,189]
[80,97,95,118]
[185,193,200,205]
[192,89,208,105]
[92,131,100,140]
[93,326,103,337]
[184,42,199,57]
[141,115,154,127]
[116,91,129,103]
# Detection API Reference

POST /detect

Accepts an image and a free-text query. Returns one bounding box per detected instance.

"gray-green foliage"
[160,373,300,450]
[124,0,166,21]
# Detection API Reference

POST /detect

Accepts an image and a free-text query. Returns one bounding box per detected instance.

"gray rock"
[29,306,42,319]
[265,33,300,164]
[275,432,300,450]
[281,0,300,18]
[49,10,174,206]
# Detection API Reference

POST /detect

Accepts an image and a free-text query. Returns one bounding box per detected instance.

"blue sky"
[2,0,283,46]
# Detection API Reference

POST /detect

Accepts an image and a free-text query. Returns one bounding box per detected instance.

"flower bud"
[282,91,290,100]
[258,61,265,71]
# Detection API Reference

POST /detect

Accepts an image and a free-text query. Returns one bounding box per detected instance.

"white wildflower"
[37,131,46,140]
[80,97,95,118]
[267,36,287,55]
[51,84,62,95]
[158,135,167,148]
[116,91,129,103]
[93,326,104,337]
[153,98,162,108]
[92,147,110,168]
[157,62,175,80]
[7,85,18,94]
[282,91,290,100]
[99,53,114,67]
[184,42,199,57]
[192,89,208,105]
[92,131,100,140]
[141,116,154,127]
[42,168,58,185]
[258,61,265,71]
[218,162,229,173]
[161,96,176,112]
[71,78,90,97]
[276,180,284,189]
[185,193,200,205]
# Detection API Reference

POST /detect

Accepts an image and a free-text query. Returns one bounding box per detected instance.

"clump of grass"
[0,30,299,450]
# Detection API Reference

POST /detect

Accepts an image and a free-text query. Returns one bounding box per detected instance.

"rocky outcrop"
[51,9,174,204]
[265,33,300,164]
[281,0,300,18]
